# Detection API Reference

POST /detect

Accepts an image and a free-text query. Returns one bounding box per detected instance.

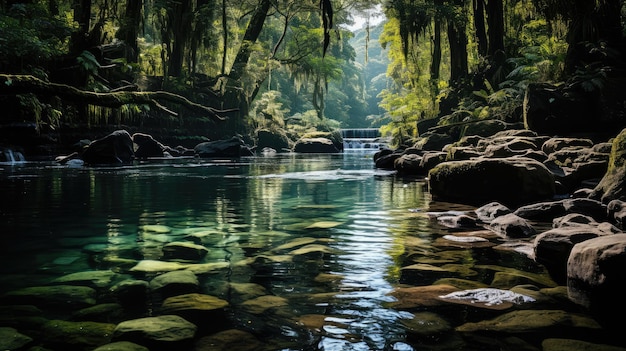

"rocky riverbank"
[374,120,626,333]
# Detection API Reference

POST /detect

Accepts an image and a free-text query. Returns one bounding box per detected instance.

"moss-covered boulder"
[428,157,555,207]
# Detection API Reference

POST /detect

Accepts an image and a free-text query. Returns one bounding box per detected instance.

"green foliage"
[0,3,72,72]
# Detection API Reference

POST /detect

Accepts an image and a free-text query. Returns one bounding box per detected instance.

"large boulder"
[82,130,134,164]
[256,129,291,152]
[132,133,175,158]
[590,128,626,203]
[428,157,555,207]
[567,234,626,328]
[194,136,253,158]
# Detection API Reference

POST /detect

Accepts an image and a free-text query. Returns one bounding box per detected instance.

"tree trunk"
[447,14,468,83]
[116,0,142,63]
[486,0,504,56]
[70,0,93,54]
[167,0,193,77]
[473,0,488,57]
[228,0,271,82]
[430,0,443,84]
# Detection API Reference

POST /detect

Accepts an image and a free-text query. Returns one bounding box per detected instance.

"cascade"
[341,128,388,151]
[1,147,26,164]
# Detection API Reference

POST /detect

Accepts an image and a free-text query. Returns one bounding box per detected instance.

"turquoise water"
[0,153,622,350]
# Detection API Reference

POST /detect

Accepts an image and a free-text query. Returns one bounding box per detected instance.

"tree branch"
[0,74,229,122]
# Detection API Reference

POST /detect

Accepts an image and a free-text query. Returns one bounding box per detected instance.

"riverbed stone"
[541,137,595,155]
[0,327,33,350]
[240,295,289,315]
[607,199,626,229]
[52,270,121,289]
[428,157,555,207]
[2,285,96,309]
[386,284,459,310]
[162,242,208,261]
[193,329,263,351]
[129,260,188,273]
[72,303,129,323]
[567,234,626,327]
[41,319,116,350]
[93,341,149,351]
[533,226,609,284]
[110,279,150,310]
[112,315,197,350]
[514,198,608,222]
[401,311,452,339]
[149,270,199,299]
[456,309,602,335]
[438,288,535,310]
[160,293,229,329]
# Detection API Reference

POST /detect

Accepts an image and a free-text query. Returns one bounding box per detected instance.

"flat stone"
[112,315,197,348]
[401,312,452,337]
[52,270,120,288]
[194,329,263,351]
[93,341,149,351]
[240,295,289,315]
[129,260,188,273]
[456,309,601,333]
[2,285,96,309]
[386,284,459,309]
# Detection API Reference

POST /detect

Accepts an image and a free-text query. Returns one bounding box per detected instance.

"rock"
[93,341,149,351]
[162,242,208,261]
[195,136,251,158]
[591,128,626,203]
[514,198,608,222]
[488,213,536,238]
[2,285,96,310]
[52,270,121,289]
[129,260,188,273]
[72,303,129,323]
[567,234,626,327]
[0,327,33,350]
[474,202,512,223]
[374,149,401,169]
[394,153,425,174]
[534,226,609,284]
[456,309,602,334]
[413,133,454,151]
[149,270,199,299]
[132,133,167,158]
[438,288,535,310]
[112,315,197,350]
[110,280,150,310]
[428,157,555,207]
[160,293,229,330]
[256,129,291,152]
[193,329,263,351]
[293,137,339,153]
[41,319,115,350]
[401,312,452,339]
[386,284,459,310]
[608,199,626,229]
[239,295,288,315]
[81,130,134,164]
[541,137,594,155]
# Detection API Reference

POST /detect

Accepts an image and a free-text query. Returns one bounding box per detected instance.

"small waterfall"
[1,147,26,164]
[341,128,388,151]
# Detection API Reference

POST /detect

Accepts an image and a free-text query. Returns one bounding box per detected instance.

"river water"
[0,152,622,350]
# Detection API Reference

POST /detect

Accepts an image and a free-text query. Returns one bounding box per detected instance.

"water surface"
[0,153,621,350]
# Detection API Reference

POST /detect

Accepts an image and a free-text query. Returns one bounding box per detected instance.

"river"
[0,152,622,350]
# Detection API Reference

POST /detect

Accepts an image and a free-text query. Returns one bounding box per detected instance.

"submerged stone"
[52,270,121,289]
[93,341,149,351]
[112,315,197,349]
[41,319,116,349]
[129,260,188,273]
[2,285,96,309]
[194,329,263,351]
[401,312,452,338]
[240,295,289,315]
[439,288,535,310]
[0,327,33,350]
[542,338,626,351]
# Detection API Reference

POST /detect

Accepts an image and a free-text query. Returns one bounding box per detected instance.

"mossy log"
[0,74,228,122]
